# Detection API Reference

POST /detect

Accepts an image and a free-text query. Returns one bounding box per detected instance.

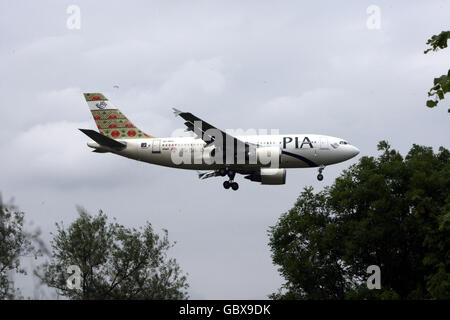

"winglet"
[173,108,183,117]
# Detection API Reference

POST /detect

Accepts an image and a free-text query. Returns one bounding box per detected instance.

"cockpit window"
[339,141,348,145]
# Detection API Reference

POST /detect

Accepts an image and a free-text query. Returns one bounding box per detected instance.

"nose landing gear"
[317,165,325,181]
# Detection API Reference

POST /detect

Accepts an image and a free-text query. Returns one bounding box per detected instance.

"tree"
[269,142,450,299]
[424,31,450,112]
[0,196,41,299]
[37,208,189,299]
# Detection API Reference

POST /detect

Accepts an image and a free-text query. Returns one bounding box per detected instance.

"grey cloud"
[0,0,449,299]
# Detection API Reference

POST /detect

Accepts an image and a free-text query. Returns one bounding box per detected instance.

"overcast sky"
[0,0,449,299]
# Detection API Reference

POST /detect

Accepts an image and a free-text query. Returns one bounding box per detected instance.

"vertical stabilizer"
[83,93,154,139]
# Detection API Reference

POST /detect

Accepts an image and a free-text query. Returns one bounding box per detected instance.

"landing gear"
[221,168,239,190]
[219,167,235,178]
[317,165,325,181]
[227,169,236,181]
[223,180,239,190]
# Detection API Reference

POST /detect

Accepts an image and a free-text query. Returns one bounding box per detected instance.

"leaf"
[424,31,450,109]
[424,31,450,53]
[426,100,438,108]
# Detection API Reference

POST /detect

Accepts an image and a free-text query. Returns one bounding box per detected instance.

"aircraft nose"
[350,146,360,157]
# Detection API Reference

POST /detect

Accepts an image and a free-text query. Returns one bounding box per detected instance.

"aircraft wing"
[197,170,221,180]
[173,108,255,157]
[197,169,259,181]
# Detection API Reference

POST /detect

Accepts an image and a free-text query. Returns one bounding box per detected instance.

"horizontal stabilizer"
[79,129,126,151]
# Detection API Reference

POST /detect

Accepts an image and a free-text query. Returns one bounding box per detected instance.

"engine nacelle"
[245,168,286,185]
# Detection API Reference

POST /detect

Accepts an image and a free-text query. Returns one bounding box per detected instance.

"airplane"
[80,93,360,191]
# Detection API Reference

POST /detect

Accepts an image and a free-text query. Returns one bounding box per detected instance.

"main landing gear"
[223,180,239,191]
[317,165,325,181]
[221,168,239,191]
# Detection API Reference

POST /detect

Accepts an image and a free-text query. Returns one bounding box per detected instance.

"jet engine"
[245,168,286,185]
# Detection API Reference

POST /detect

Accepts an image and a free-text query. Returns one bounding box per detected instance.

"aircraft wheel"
[219,168,227,176]
[223,181,231,189]
[317,174,324,181]
[231,182,239,191]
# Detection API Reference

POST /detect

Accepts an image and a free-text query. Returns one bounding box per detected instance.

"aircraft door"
[152,139,161,153]
[319,137,329,150]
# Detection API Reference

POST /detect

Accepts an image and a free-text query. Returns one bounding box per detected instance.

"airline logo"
[95,101,107,109]
[283,136,313,149]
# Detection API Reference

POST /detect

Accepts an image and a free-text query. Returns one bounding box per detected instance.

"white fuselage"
[89,134,360,171]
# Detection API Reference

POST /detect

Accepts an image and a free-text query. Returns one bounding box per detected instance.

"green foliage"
[0,196,40,299]
[424,31,450,53]
[268,187,351,299]
[424,31,450,112]
[36,208,189,300]
[269,142,450,299]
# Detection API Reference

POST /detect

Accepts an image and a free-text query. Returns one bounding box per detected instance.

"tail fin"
[83,93,155,139]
